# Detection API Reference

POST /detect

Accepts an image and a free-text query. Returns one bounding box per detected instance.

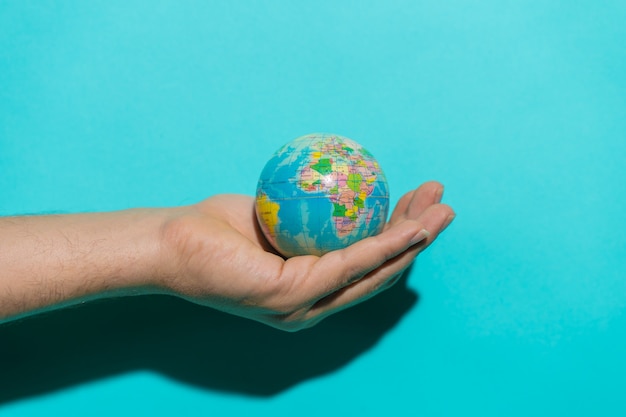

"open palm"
[163,181,454,331]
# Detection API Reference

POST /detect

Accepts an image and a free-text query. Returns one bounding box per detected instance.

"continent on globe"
[298,141,379,237]
[255,133,389,258]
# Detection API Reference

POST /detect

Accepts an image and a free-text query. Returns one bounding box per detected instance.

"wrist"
[155,204,204,295]
[110,207,179,294]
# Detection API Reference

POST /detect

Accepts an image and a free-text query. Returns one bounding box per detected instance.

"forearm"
[0,208,175,323]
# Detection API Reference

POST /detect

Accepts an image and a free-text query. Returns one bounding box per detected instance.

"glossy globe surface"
[255,133,389,257]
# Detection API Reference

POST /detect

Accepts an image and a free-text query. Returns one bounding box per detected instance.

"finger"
[421,203,455,247]
[308,203,455,318]
[305,218,428,301]
[315,201,454,296]
[388,181,444,227]
[330,203,453,296]
[405,181,444,220]
[386,189,416,226]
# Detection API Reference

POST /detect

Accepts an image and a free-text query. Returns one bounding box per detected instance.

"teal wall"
[1,1,625,415]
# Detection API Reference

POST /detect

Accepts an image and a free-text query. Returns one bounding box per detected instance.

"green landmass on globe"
[255,133,390,257]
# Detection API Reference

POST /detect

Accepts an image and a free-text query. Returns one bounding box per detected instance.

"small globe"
[255,133,390,257]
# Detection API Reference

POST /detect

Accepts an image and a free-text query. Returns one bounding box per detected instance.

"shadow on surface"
[0,273,418,403]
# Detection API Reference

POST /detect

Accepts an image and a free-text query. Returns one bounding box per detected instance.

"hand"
[161,181,455,331]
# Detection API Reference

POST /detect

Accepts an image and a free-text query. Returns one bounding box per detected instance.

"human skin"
[0,181,454,331]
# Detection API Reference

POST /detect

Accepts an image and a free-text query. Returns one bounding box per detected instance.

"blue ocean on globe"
[255,133,389,257]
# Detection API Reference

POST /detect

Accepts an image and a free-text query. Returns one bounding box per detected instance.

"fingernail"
[442,214,456,230]
[435,186,444,203]
[410,228,430,245]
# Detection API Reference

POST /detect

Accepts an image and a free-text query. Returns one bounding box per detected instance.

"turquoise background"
[1,1,625,415]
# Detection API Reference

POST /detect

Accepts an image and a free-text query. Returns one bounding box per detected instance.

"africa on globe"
[255,133,389,258]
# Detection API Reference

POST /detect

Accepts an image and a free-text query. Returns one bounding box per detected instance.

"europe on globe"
[255,133,389,258]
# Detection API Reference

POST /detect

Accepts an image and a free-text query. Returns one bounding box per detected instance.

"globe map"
[255,133,389,257]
